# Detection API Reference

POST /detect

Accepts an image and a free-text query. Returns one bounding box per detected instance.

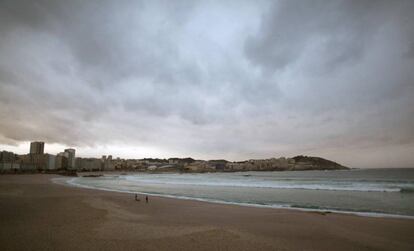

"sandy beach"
[0,174,413,251]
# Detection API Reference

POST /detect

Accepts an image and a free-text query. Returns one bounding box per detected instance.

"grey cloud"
[245,0,396,72]
[0,0,413,167]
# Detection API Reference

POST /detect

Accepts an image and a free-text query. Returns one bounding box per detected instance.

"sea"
[64,168,414,219]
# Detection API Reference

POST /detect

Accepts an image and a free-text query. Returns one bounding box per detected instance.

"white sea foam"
[122,174,407,193]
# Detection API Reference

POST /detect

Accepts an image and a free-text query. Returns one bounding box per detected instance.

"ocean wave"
[63,177,414,220]
[122,175,408,192]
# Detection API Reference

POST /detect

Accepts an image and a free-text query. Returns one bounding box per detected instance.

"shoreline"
[59,175,414,220]
[1,174,414,250]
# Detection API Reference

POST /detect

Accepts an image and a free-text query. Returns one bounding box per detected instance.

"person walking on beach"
[135,194,140,202]
[145,195,148,203]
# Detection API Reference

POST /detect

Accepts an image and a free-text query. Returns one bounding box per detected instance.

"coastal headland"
[0,174,413,251]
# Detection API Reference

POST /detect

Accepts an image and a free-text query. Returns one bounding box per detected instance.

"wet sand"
[0,174,413,251]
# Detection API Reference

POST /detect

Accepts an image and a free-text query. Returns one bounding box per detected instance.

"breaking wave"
[123,175,411,193]
[62,177,414,220]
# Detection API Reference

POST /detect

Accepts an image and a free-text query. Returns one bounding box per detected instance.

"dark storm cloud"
[0,0,259,144]
[245,1,414,131]
[246,0,387,71]
[0,0,413,167]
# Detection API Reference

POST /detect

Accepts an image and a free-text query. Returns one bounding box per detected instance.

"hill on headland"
[291,155,348,170]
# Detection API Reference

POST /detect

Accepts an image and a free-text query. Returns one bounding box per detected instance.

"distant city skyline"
[0,141,348,173]
[0,140,409,169]
[1,1,414,168]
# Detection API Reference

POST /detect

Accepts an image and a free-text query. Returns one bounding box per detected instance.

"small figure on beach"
[135,194,140,202]
[145,195,148,203]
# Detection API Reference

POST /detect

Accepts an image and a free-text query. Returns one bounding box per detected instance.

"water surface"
[67,168,414,218]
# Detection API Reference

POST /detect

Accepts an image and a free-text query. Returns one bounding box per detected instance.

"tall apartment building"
[56,152,69,170]
[30,141,44,154]
[0,151,19,172]
[64,148,76,169]
[102,155,114,171]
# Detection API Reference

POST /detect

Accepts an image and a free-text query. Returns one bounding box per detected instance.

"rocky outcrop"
[292,155,348,170]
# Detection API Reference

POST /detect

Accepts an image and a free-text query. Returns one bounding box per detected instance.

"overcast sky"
[0,0,413,167]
